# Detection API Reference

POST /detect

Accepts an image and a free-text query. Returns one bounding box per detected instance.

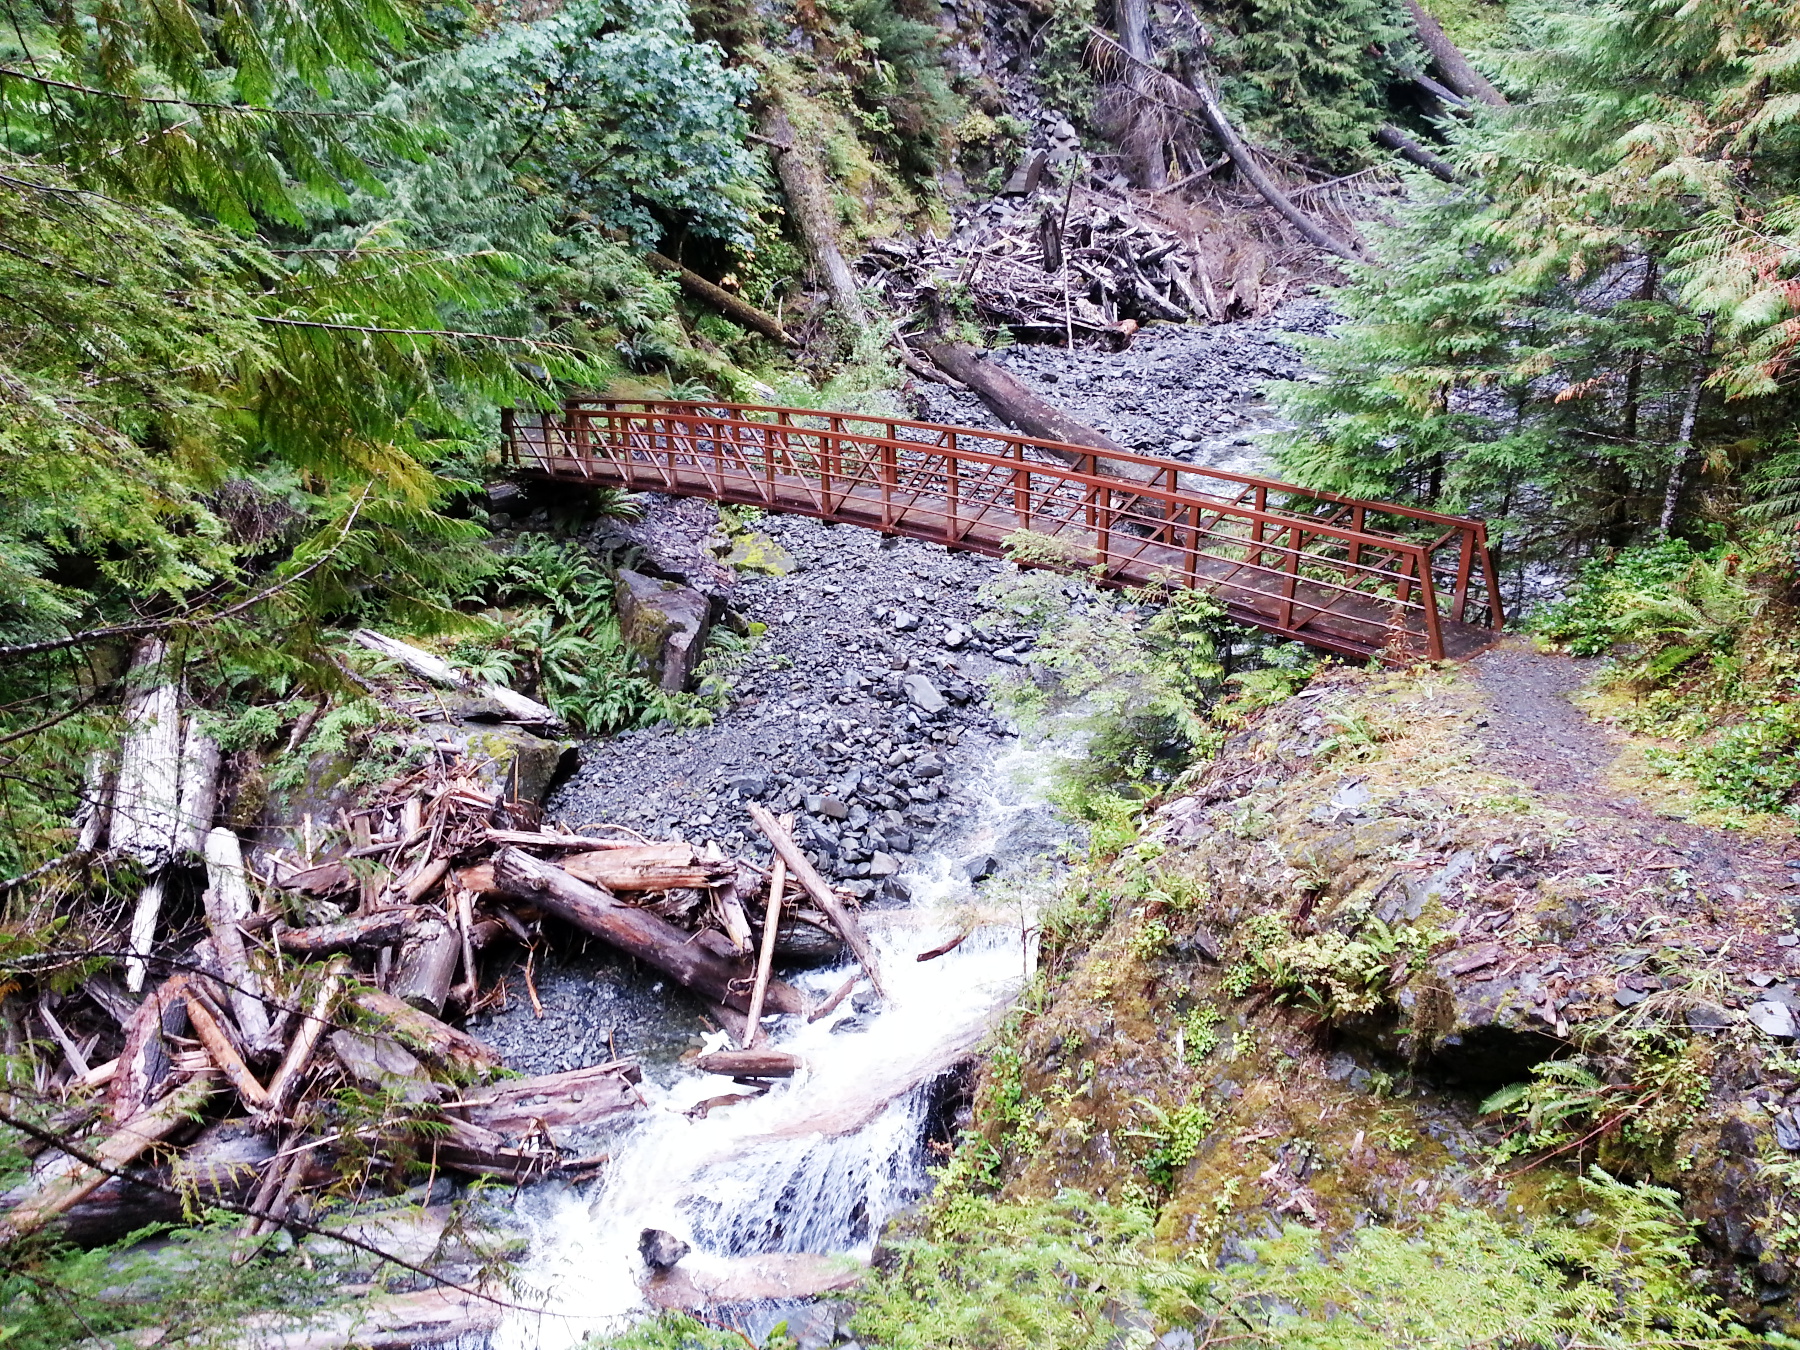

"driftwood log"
[202,826,272,1047]
[352,988,503,1077]
[390,918,460,1017]
[277,907,430,955]
[490,848,805,1016]
[446,1062,644,1135]
[746,805,886,998]
[697,1048,801,1079]
[761,107,868,327]
[352,630,561,730]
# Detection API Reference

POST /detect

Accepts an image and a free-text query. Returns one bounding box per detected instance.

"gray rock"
[891,610,920,632]
[435,724,572,806]
[638,1228,690,1270]
[1777,1110,1800,1153]
[903,674,947,713]
[816,796,849,820]
[727,772,769,797]
[941,625,970,649]
[616,568,712,692]
[870,851,898,877]
[1752,1001,1797,1039]
[960,853,998,881]
[912,754,945,779]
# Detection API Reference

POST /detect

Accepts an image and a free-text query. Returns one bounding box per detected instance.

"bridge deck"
[503,401,1504,663]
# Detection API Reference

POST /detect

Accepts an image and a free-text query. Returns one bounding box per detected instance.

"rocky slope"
[979,643,1800,1329]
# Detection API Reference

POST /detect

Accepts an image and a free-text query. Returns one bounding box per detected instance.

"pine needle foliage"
[1269,0,1800,575]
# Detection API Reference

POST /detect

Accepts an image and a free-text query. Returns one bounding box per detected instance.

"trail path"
[1471,639,1798,958]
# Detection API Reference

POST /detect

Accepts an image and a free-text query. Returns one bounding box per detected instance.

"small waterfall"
[491,735,1069,1348]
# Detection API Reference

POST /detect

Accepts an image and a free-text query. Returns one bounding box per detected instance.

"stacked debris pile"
[1,639,879,1253]
[864,175,1394,342]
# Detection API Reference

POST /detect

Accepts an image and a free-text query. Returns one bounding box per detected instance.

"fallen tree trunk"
[446,1061,644,1135]
[1404,0,1506,107]
[546,844,728,893]
[1376,124,1461,183]
[352,630,562,730]
[646,251,797,346]
[746,804,886,999]
[267,958,348,1115]
[761,108,868,327]
[490,848,805,1016]
[184,994,271,1110]
[277,907,430,955]
[918,340,1163,493]
[0,1072,219,1243]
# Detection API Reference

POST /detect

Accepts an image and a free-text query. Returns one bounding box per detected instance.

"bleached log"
[445,1061,643,1135]
[352,630,562,729]
[747,804,886,999]
[173,721,221,856]
[111,640,182,867]
[73,750,115,854]
[202,827,271,1046]
[123,876,165,996]
[697,1048,800,1078]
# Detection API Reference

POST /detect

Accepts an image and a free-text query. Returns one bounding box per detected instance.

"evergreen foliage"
[1271,0,1800,578]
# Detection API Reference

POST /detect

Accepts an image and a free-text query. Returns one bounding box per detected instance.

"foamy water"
[491,737,1066,1348]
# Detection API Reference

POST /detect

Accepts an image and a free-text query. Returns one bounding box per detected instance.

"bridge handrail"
[501,398,1505,660]
[556,397,1491,539]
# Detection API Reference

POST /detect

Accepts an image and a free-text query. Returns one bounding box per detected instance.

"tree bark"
[1404,0,1506,107]
[447,1062,643,1135]
[490,848,805,1015]
[1658,316,1716,537]
[1376,124,1460,183]
[760,108,868,328]
[646,251,797,346]
[1116,0,1167,189]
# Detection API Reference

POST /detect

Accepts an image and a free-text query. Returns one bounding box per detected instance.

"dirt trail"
[1471,638,1798,951]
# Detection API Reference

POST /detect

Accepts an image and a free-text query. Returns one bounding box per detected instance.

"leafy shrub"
[1530,541,1709,657]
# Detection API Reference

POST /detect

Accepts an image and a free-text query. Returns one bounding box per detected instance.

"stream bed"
[487,731,1074,1347]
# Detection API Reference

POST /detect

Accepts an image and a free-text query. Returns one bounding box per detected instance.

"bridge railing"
[501,399,1503,661]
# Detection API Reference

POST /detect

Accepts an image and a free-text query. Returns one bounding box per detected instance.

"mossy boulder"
[436,723,573,804]
[722,530,797,576]
[616,567,712,692]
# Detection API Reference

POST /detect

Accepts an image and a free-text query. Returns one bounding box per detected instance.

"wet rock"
[617,568,712,693]
[639,1228,691,1270]
[960,853,998,882]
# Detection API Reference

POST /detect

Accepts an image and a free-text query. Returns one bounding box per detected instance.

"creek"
[488,731,1076,1347]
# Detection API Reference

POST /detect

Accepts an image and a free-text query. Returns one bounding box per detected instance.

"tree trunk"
[1658,316,1716,537]
[351,988,503,1077]
[1376,124,1460,183]
[1404,0,1506,108]
[919,340,1162,491]
[645,251,797,346]
[760,108,868,328]
[390,919,461,1017]
[490,848,805,1015]
[1116,0,1167,190]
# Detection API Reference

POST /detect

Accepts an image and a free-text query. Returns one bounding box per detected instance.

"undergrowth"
[1531,535,1800,820]
[847,1172,1760,1349]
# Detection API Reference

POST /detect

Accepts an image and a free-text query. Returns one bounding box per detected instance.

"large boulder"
[435,723,573,804]
[616,568,712,693]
